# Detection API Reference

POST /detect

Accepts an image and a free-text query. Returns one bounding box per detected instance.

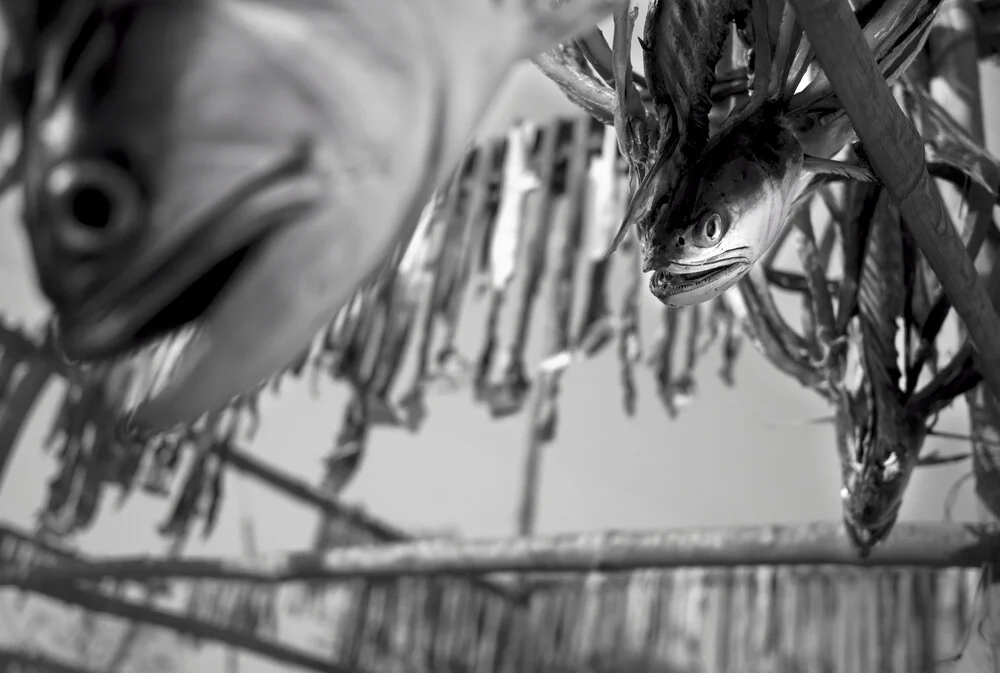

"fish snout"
[842,516,876,558]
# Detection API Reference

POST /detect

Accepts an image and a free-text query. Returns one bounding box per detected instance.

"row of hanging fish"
[727,60,1000,556]
[0,110,745,540]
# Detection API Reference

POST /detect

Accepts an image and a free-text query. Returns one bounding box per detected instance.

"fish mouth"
[52,157,320,429]
[647,258,751,307]
[842,513,897,558]
[841,492,901,557]
[58,223,277,363]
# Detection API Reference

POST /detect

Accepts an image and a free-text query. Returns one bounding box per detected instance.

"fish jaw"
[841,511,898,558]
[126,199,368,428]
[647,256,751,307]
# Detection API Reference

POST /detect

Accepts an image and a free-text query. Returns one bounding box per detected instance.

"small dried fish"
[474,122,541,405]
[577,123,628,357]
[485,120,563,418]
[617,231,644,416]
[433,144,504,390]
[367,192,445,428]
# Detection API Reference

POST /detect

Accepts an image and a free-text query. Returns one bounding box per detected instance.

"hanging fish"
[474,121,540,404]
[530,115,593,445]
[12,0,626,432]
[632,0,940,308]
[577,122,628,357]
[486,119,563,418]
[617,230,643,416]
[430,141,503,391]
[829,180,984,555]
[366,191,444,427]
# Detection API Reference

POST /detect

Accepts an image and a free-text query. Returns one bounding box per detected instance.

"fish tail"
[787,0,941,114]
[513,0,627,59]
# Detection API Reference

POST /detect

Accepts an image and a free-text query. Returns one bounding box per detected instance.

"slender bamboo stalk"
[919,0,1000,663]
[22,583,355,673]
[789,0,1000,406]
[0,647,104,673]
[3,522,999,587]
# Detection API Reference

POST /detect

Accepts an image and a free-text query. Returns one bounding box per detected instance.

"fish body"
[11,0,623,431]
[634,0,941,307]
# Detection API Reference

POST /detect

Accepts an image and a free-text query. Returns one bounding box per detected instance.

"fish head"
[21,1,356,428]
[19,0,628,432]
[840,455,907,557]
[635,110,804,307]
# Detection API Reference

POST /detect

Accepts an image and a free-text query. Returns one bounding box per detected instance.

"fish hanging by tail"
[7,0,625,431]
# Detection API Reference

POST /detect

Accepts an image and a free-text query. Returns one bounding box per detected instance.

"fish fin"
[606,219,632,260]
[782,39,814,100]
[770,2,805,101]
[513,0,627,60]
[746,0,776,109]
[803,155,878,183]
[787,0,940,113]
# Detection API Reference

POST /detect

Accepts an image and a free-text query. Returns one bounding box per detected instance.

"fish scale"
[856,190,905,401]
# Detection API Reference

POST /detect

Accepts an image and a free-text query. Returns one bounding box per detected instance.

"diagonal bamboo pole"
[0,647,105,673]
[4,522,1000,586]
[788,0,1000,405]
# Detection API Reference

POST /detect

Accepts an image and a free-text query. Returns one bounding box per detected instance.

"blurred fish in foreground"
[2,0,624,431]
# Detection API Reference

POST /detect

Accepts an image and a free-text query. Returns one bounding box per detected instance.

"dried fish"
[399,165,471,431]
[834,189,930,555]
[650,306,680,418]
[617,231,644,416]
[433,142,505,392]
[488,120,564,419]
[474,122,541,406]
[530,115,594,450]
[578,123,628,357]
[368,192,447,428]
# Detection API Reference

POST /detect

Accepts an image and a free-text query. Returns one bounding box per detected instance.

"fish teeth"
[113,325,200,413]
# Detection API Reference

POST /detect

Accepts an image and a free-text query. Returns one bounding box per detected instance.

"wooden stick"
[789,0,1000,406]
[5,522,1000,586]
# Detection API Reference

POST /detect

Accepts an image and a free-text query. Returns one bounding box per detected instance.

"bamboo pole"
[789,0,1000,406]
[919,0,1000,662]
[4,522,1000,586]
[20,583,354,673]
[0,647,104,673]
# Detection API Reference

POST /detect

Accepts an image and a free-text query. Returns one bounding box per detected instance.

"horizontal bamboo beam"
[789,0,1000,406]
[2,522,997,587]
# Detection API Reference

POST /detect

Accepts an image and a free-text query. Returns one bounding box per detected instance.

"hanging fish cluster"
[0,112,743,540]
[237,115,749,498]
[728,71,1000,555]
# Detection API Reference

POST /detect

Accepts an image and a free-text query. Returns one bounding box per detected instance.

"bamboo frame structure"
[4,523,1000,588]
[790,0,1000,403]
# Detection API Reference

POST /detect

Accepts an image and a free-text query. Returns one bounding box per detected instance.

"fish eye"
[45,158,142,256]
[692,212,725,247]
